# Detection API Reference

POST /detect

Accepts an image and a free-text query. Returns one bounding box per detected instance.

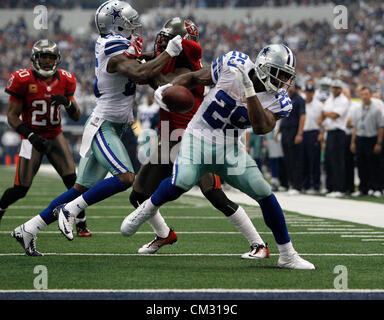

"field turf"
[0,165,383,291]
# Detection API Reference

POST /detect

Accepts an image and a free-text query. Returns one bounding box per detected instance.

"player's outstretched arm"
[172,67,214,89]
[108,35,183,83]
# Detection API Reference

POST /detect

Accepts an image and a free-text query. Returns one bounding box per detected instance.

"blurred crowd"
[0,0,352,9]
[0,0,384,197]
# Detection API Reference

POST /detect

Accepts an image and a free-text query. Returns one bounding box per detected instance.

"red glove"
[123,36,143,59]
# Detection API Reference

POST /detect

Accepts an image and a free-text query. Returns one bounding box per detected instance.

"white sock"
[227,206,264,247]
[277,241,296,255]
[75,217,86,224]
[147,210,170,238]
[146,198,159,212]
[64,196,88,218]
[23,215,47,235]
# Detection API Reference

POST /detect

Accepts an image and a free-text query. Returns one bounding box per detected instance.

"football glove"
[154,84,173,112]
[229,63,256,98]
[165,35,183,57]
[51,94,71,109]
[124,36,143,59]
[28,133,51,153]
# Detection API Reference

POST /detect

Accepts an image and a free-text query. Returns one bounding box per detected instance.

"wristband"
[244,86,256,98]
[15,123,33,139]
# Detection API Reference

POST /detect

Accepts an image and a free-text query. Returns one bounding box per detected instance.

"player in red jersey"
[129,18,268,259]
[0,39,90,237]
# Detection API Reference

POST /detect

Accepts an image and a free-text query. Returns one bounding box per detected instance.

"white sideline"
[34,165,384,229]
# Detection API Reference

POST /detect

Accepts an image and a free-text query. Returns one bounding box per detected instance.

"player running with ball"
[121,44,315,270]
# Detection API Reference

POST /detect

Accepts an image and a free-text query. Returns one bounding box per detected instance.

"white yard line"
[1,252,384,257]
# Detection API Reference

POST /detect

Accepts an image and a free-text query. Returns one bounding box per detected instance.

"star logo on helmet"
[262,47,270,55]
[108,8,122,23]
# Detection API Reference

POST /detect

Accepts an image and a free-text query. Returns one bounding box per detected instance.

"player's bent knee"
[74,183,89,194]
[62,173,77,189]
[118,172,135,189]
[245,177,272,201]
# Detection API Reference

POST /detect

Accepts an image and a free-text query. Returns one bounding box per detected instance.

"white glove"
[165,35,183,57]
[154,84,173,112]
[229,63,256,98]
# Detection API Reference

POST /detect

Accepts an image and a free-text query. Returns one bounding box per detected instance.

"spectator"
[350,87,384,197]
[302,82,323,194]
[278,84,306,195]
[318,79,350,198]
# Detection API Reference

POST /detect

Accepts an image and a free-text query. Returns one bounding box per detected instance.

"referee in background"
[318,79,350,198]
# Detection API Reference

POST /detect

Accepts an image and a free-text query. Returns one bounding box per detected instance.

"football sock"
[64,196,88,217]
[75,216,86,224]
[24,215,47,235]
[257,194,290,245]
[151,177,186,206]
[147,210,170,238]
[277,241,296,256]
[64,176,128,216]
[39,187,82,224]
[227,206,264,247]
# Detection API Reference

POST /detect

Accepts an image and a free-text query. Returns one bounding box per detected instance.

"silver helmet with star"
[255,44,296,94]
[95,1,142,39]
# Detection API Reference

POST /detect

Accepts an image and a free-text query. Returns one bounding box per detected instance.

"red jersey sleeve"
[59,69,77,99]
[181,39,202,62]
[5,70,30,102]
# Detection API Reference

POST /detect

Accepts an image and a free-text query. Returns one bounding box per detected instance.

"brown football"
[162,85,195,114]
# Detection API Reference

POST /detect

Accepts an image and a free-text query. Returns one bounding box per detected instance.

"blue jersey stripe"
[104,44,129,55]
[105,40,130,48]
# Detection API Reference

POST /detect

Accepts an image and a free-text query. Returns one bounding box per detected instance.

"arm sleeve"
[65,73,77,99]
[181,39,202,61]
[5,72,26,102]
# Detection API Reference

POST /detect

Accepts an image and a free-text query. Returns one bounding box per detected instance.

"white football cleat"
[277,252,315,270]
[55,204,75,241]
[138,229,178,254]
[11,224,43,256]
[121,199,158,236]
[241,243,270,259]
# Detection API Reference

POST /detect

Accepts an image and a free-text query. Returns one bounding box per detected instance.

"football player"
[129,17,269,259]
[0,39,91,236]
[11,0,183,256]
[121,45,316,270]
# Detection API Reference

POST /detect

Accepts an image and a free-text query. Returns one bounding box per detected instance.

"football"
[162,85,195,114]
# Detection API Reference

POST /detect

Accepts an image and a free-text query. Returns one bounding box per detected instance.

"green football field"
[0,165,384,291]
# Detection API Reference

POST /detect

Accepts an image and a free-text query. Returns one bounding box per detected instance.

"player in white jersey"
[10,0,184,255]
[121,44,316,270]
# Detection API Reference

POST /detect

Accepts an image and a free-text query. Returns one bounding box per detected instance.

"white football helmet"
[95,0,142,39]
[255,44,296,94]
